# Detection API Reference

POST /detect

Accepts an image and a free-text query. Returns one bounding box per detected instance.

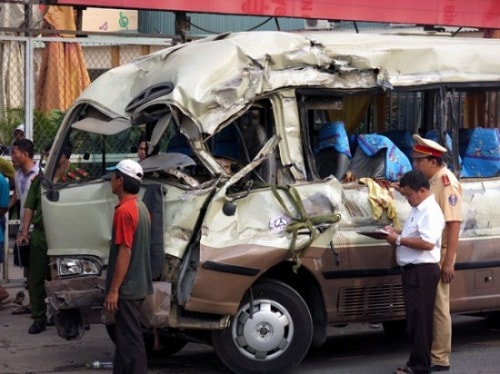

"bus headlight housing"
[57,257,102,277]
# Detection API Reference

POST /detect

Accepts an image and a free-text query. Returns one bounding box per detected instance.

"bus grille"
[338,284,405,318]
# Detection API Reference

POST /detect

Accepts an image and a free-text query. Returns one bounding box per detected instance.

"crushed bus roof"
[75,31,500,135]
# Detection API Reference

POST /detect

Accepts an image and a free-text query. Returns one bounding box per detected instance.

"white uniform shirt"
[396,194,445,266]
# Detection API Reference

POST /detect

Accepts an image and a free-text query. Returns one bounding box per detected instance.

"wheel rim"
[231,298,294,361]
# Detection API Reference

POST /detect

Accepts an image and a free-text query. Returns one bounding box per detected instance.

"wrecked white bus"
[42,31,500,373]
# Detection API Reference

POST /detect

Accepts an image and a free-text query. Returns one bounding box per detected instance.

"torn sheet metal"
[140,281,172,329]
[46,276,105,310]
[71,31,500,137]
[201,178,343,253]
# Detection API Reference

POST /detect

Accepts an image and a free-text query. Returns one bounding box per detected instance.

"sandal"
[11,305,31,315]
[394,366,414,374]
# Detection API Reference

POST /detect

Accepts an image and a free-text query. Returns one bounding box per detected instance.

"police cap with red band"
[411,134,447,158]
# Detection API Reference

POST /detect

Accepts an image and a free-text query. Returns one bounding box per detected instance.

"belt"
[401,263,435,271]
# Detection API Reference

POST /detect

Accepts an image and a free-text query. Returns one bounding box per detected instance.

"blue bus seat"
[383,130,414,161]
[349,134,412,182]
[315,121,351,180]
[460,127,500,178]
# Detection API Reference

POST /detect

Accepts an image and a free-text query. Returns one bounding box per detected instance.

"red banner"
[55,0,500,29]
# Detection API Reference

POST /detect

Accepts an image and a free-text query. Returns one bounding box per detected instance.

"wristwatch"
[395,235,402,246]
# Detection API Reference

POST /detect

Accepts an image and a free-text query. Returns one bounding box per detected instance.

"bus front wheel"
[212,279,313,373]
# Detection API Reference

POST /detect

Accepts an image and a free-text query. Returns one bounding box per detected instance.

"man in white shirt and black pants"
[386,170,445,374]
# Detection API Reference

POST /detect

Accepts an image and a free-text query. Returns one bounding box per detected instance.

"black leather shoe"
[430,365,450,371]
[28,321,46,334]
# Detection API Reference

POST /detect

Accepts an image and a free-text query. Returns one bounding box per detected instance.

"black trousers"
[113,298,148,374]
[402,263,440,374]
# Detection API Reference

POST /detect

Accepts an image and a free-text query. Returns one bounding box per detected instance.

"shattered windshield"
[53,116,175,182]
[69,127,139,180]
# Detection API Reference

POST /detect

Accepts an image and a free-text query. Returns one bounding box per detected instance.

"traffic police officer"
[411,134,463,372]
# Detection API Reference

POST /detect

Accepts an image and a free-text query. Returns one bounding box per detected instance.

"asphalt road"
[1,275,500,373]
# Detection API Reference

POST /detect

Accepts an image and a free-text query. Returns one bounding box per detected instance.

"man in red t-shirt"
[103,159,153,373]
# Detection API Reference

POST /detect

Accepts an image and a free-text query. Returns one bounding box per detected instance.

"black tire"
[105,324,187,358]
[212,279,313,373]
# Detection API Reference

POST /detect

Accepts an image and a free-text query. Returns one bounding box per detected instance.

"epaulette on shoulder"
[441,174,450,186]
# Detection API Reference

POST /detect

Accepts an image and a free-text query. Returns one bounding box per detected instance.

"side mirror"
[222,181,252,215]
[222,201,236,216]
[46,189,59,202]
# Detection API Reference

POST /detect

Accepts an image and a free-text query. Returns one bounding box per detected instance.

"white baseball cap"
[14,123,25,134]
[106,159,143,181]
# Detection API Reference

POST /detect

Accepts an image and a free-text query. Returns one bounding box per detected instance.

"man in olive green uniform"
[412,134,463,372]
[18,142,84,334]
[18,175,48,333]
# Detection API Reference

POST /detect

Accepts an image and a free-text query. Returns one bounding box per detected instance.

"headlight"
[57,257,102,277]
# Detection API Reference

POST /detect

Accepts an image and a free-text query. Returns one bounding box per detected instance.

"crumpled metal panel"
[311,31,500,87]
[460,177,500,237]
[140,282,172,329]
[201,178,342,252]
[163,183,216,259]
[45,276,105,310]
[72,31,500,138]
